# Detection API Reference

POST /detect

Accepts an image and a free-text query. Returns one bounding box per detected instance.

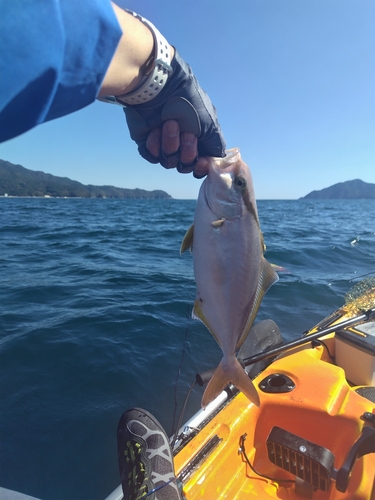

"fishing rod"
[196,307,375,386]
[196,277,375,386]
[242,307,375,367]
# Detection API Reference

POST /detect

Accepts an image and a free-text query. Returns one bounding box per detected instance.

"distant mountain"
[301,179,375,200]
[0,160,172,199]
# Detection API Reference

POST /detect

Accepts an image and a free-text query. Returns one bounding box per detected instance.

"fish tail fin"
[201,356,260,408]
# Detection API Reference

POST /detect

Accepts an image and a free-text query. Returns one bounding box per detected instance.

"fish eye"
[234,176,247,189]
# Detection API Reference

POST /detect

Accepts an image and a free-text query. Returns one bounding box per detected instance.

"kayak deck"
[174,337,375,499]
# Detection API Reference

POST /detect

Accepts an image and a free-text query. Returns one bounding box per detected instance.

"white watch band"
[103,10,173,106]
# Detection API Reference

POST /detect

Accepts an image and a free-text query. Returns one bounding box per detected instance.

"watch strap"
[102,10,173,106]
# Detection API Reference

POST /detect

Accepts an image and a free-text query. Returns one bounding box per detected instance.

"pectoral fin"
[180,224,194,254]
[212,218,226,228]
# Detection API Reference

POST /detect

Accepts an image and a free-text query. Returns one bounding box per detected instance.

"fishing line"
[171,380,197,451]
[348,271,375,282]
[141,477,178,498]
[171,303,193,436]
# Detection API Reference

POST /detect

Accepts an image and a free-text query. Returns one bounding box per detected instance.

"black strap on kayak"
[336,421,375,493]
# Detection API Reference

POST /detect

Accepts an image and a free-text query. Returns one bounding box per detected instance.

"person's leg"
[117,408,182,500]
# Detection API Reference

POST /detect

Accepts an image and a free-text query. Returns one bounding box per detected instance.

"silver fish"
[181,148,278,408]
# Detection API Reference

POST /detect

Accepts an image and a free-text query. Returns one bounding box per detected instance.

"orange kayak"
[103,280,375,500]
[173,282,375,499]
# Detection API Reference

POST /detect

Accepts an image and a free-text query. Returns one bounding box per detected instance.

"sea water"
[0,198,374,499]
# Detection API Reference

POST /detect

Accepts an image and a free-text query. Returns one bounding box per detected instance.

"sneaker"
[117,408,182,500]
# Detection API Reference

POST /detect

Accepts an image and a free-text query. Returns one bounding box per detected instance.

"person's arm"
[99,4,161,98]
[0,0,225,177]
[98,5,200,173]
[0,0,121,143]
[99,4,225,178]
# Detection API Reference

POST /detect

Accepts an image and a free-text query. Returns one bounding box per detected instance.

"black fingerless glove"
[122,50,226,164]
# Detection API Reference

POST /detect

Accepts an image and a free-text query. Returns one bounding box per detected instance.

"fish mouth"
[204,148,243,220]
[210,148,241,174]
[222,148,241,165]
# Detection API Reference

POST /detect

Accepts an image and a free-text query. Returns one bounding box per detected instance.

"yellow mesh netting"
[344,277,375,312]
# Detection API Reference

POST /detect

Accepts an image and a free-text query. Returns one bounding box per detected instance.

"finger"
[145,128,162,159]
[177,162,195,174]
[180,132,198,166]
[160,120,180,169]
[160,150,181,169]
[162,120,180,154]
[138,144,160,164]
[193,157,209,179]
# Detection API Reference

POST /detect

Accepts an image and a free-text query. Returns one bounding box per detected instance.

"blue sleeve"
[0,0,122,143]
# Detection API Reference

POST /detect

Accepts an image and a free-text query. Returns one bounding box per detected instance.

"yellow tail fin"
[201,356,260,408]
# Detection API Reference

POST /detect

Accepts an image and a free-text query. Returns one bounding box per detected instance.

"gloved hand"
[123,50,226,177]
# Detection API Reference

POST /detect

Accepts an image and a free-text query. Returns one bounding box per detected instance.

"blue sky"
[1,0,374,199]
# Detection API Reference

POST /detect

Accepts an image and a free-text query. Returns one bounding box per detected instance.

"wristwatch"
[102,10,173,107]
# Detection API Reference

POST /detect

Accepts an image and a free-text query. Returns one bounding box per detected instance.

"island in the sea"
[301,179,375,200]
[0,159,172,199]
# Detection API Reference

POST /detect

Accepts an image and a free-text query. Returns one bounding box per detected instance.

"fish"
[181,148,278,408]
